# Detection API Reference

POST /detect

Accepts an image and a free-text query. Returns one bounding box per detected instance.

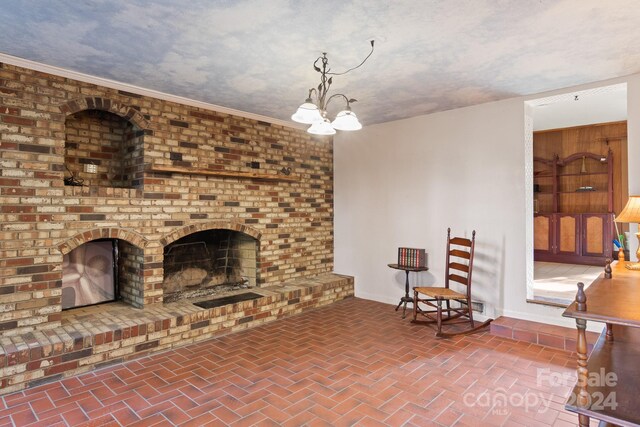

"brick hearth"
[0,274,353,395]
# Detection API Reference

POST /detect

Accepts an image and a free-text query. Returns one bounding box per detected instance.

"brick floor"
[0,298,588,426]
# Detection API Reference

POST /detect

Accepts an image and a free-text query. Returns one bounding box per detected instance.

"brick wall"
[0,63,334,335]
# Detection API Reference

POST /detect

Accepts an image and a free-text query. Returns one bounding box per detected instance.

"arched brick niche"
[58,228,149,308]
[160,221,262,247]
[59,97,150,129]
[59,97,151,190]
[58,228,148,255]
[160,221,261,303]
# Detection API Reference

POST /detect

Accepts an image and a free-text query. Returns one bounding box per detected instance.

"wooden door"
[534,214,554,253]
[556,214,581,256]
[582,213,613,258]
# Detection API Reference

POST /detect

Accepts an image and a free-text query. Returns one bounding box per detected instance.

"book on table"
[397,247,426,268]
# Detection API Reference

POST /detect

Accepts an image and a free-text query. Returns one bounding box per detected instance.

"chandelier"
[291,41,375,135]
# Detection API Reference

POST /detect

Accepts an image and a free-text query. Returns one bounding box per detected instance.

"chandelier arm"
[326,40,375,76]
[325,93,350,111]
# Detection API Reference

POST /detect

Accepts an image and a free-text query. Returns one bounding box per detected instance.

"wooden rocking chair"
[412,228,492,337]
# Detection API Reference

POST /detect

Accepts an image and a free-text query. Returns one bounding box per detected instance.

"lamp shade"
[331,109,362,131]
[307,118,336,136]
[291,99,323,124]
[615,196,640,223]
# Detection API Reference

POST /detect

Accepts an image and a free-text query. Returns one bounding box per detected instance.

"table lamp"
[615,195,640,270]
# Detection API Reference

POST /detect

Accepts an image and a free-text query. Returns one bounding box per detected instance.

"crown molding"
[0,52,303,130]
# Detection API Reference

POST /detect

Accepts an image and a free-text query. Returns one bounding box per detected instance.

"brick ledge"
[0,273,354,395]
[490,316,600,352]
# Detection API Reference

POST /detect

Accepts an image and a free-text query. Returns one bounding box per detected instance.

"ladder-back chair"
[412,228,492,337]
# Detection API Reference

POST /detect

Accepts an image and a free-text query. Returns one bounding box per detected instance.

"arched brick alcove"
[59,97,150,189]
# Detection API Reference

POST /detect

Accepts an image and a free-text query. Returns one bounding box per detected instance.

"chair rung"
[449,274,468,285]
[449,262,469,273]
[449,249,470,259]
[450,237,472,247]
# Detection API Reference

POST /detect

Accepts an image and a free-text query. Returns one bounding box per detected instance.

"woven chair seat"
[414,286,466,299]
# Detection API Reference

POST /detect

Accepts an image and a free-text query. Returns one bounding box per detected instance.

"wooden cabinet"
[533,157,558,214]
[582,213,611,258]
[534,213,613,265]
[556,152,613,214]
[533,151,614,265]
[534,151,613,215]
[533,214,553,253]
[557,213,580,256]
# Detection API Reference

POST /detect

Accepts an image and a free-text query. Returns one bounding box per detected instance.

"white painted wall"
[627,75,640,259]
[334,73,640,327]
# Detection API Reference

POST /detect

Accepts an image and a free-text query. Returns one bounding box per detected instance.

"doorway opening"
[525,83,628,306]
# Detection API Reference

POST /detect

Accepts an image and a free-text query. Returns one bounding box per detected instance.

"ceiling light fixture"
[292,41,374,135]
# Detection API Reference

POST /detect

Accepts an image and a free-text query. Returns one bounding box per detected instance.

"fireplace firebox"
[162,229,258,303]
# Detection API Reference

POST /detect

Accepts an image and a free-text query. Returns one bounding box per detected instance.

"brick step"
[490,316,600,352]
[0,274,354,396]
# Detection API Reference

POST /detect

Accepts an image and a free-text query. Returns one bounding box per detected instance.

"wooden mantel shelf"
[146,164,299,182]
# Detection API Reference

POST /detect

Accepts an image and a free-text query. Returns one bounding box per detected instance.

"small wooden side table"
[388,263,429,319]
[562,261,640,426]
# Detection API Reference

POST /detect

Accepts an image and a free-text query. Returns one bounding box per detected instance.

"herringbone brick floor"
[0,298,586,426]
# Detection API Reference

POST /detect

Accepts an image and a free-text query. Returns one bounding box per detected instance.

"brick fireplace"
[161,228,258,303]
[0,62,353,394]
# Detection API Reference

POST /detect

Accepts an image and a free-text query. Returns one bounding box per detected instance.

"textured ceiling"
[1,0,640,126]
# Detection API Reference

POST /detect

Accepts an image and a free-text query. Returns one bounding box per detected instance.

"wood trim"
[146,164,299,182]
[558,151,610,166]
[534,252,610,266]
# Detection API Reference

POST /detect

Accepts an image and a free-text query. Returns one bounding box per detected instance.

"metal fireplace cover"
[193,292,263,309]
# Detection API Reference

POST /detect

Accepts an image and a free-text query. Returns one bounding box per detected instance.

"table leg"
[606,322,614,341]
[404,270,410,297]
[576,318,590,427]
[395,270,413,319]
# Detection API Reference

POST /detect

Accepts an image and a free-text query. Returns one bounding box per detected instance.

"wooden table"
[562,261,640,427]
[388,263,429,319]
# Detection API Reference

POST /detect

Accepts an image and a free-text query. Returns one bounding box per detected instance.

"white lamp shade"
[307,118,336,136]
[291,101,323,124]
[331,109,362,131]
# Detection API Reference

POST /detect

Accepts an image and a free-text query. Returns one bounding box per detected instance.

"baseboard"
[355,290,402,307]
[355,290,493,322]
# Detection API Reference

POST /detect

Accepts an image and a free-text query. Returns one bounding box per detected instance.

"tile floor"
[0,298,587,426]
[532,262,603,305]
